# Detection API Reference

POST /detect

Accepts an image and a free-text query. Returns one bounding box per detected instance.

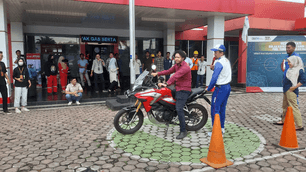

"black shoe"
[296,127,304,131]
[273,121,284,125]
[176,131,187,139]
[3,111,12,114]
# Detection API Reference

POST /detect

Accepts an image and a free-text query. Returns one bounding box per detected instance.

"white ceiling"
[6,0,248,31]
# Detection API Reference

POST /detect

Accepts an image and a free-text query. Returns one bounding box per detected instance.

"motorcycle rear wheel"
[114,109,144,134]
[185,104,208,131]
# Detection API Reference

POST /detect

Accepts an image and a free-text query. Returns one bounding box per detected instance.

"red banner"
[26,53,41,59]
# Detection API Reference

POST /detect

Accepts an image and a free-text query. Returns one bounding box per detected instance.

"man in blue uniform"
[206,44,232,136]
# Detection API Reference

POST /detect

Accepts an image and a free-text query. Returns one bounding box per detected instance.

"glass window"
[175,40,188,55]
[189,41,202,58]
[117,37,163,76]
[35,36,79,45]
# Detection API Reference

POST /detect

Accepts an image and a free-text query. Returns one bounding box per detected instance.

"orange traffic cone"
[279,106,298,149]
[200,114,233,168]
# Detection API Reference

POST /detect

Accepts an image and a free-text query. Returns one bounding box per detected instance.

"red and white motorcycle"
[114,67,210,134]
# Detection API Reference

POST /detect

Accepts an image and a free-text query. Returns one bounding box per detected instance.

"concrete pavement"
[0,92,306,172]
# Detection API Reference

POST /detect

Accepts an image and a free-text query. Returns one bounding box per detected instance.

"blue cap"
[210,44,226,52]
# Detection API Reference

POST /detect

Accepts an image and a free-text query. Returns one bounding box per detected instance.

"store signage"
[81,35,118,43]
[26,53,40,59]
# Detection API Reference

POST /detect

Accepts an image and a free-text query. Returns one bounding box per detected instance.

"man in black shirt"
[142,51,152,71]
[0,51,12,114]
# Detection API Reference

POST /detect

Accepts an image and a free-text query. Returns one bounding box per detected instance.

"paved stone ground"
[1,92,306,172]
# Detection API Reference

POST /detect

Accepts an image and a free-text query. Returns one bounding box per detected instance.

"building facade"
[8,1,306,101]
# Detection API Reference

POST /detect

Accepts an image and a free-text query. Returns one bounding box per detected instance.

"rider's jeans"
[176,90,191,132]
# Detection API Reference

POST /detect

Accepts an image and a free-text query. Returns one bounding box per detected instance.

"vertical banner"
[246,36,306,92]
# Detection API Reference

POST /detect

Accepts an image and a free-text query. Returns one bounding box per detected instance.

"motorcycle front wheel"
[114,109,144,134]
[185,104,208,131]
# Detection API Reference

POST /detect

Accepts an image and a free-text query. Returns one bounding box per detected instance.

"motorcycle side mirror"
[159,76,164,83]
[151,65,156,71]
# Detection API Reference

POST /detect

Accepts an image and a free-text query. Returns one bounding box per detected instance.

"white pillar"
[129,0,136,85]
[163,30,167,57]
[0,0,10,98]
[166,29,175,57]
[164,23,175,57]
[0,0,8,66]
[206,16,224,85]
[11,22,24,66]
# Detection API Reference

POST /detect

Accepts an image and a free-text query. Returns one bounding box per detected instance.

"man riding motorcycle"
[151,50,191,139]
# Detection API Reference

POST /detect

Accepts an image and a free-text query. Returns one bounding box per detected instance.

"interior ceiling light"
[26,10,87,17]
[141,17,185,22]
[191,28,203,30]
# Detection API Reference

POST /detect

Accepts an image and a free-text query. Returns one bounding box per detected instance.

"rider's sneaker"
[176,131,187,139]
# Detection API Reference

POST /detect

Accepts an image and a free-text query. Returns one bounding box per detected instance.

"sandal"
[273,121,284,125]
[296,127,304,131]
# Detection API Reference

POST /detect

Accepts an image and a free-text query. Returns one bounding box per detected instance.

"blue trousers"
[176,90,191,132]
[211,84,231,129]
[196,75,205,88]
[66,93,82,102]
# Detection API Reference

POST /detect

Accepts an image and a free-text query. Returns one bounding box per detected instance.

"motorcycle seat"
[187,87,205,101]
[171,88,204,101]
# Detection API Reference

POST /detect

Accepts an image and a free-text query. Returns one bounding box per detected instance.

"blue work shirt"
[117,59,123,72]
[207,62,223,91]
[28,67,37,79]
[283,69,306,96]
[164,58,172,70]
[78,59,88,73]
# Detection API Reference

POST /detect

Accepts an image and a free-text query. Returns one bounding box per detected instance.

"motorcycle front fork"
[127,100,142,124]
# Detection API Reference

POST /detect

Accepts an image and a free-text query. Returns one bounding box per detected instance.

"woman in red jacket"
[58,56,69,92]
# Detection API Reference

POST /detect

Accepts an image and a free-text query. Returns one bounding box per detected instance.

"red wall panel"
[254,0,305,20]
[175,29,207,41]
[295,18,306,30]
[76,0,255,15]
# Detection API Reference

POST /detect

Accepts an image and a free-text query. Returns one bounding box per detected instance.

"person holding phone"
[90,54,106,93]
[13,58,31,113]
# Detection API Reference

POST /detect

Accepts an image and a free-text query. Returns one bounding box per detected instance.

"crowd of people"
[139,50,210,88]
[1,41,305,135]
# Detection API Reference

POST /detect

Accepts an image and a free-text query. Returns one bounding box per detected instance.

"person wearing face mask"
[13,58,31,113]
[45,54,58,94]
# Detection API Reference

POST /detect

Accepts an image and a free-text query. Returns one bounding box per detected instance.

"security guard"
[206,44,231,135]
[191,50,199,88]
